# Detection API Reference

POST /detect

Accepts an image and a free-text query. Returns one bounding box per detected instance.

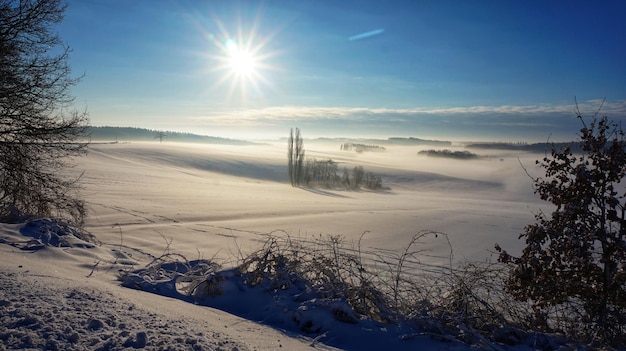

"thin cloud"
[193,99,626,126]
[349,28,385,41]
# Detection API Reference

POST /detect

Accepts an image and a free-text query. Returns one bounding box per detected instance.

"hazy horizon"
[88,123,586,144]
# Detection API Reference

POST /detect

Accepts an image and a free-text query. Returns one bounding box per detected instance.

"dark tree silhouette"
[294,128,305,185]
[351,166,364,190]
[0,0,89,224]
[288,128,294,186]
[364,172,383,190]
[497,111,626,345]
[155,131,167,143]
[287,128,305,186]
[341,168,351,189]
[302,158,339,187]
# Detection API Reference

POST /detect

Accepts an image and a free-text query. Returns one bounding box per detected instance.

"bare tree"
[287,127,305,187]
[155,131,167,143]
[351,166,364,190]
[0,0,89,225]
[341,167,351,189]
[287,128,294,186]
[302,158,339,187]
[294,127,305,186]
[364,172,382,190]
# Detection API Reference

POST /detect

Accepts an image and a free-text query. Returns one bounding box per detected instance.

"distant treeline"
[386,137,451,146]
[86,126,257,145]
[311,137,452,146]
[288,128,385,191]
[418,149,480,159]
[466,141,582,153]
[341,143,386,153]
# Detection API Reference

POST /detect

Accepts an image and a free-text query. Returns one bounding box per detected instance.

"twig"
[86,260,100,277]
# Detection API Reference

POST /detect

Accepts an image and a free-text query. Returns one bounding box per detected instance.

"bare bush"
[120,251,221,300]
[236,231,394,323]
[120,230,562,348]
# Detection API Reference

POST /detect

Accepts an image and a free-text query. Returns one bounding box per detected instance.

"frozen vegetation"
[3,132,622,350]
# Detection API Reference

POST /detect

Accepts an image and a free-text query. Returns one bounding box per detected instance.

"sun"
[206,22,278,102]
[230,50,255,76]
[226,40,256,77]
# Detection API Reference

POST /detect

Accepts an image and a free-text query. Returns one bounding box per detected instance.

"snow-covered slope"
[0,141,552,350]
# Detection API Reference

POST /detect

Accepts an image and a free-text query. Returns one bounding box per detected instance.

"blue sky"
[60,0,626,141]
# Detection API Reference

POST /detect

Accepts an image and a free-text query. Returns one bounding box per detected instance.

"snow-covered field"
[0,140,551,350]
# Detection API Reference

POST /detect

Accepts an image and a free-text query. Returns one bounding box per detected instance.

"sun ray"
[190,6,284,105]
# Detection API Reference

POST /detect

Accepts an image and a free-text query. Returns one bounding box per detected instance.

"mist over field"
[78,135,548,265]
[0,127,616,350]
[4,122,581,350]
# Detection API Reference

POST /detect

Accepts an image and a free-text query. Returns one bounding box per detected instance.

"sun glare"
[205,19,278,102]
[227,43,256,77]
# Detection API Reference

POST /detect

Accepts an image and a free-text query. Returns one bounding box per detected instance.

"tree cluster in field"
[288,129,384,190]
[303,160,383,190]
[340,143,386,153]
[418,149,480,159]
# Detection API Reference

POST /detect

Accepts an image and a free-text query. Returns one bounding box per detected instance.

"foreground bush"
[497,112,626,347]
[120,231,586,350]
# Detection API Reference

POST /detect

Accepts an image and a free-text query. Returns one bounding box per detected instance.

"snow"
[0,141,558,350]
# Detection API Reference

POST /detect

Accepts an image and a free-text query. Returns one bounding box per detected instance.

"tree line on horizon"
[87,126,255,145]
[287,128,383,190]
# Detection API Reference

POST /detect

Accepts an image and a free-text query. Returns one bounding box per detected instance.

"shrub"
[121,230,552,348]
[497,112,626,346]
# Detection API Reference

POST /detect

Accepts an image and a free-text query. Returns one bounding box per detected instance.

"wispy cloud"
[348,28,385,41]
[184,99,626,140]
[193,99,626,126]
